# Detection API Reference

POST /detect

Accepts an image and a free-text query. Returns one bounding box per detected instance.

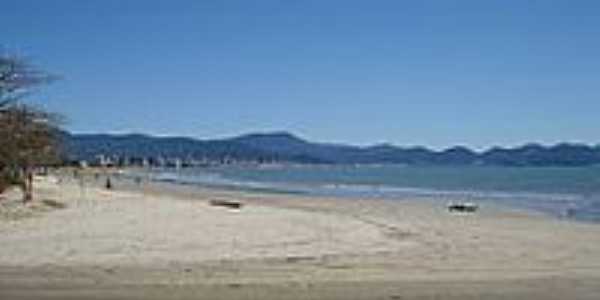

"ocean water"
[143,165,600,223]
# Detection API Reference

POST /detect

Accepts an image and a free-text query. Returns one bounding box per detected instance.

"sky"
[2,1,599,150]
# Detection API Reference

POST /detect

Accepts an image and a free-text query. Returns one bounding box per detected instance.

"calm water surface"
[145,165,600,223]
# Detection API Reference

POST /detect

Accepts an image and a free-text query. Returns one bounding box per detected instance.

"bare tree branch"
[0,51,64,201]
[0,53,57,109]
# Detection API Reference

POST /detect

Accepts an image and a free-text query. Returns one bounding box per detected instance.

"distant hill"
[62,133,284,164]
[62,131,600,167]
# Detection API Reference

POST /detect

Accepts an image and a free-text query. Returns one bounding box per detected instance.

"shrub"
[0,170,19,194]
[0,171,10,194]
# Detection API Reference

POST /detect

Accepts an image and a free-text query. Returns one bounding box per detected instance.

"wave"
[135,168,600,223]
[147,169,582,201]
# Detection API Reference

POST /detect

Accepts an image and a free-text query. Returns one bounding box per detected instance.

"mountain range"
[63,132,600,167]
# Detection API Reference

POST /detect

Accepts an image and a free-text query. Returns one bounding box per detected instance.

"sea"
[138,165,600,223]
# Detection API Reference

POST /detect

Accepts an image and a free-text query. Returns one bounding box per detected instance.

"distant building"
[79,160,89,168]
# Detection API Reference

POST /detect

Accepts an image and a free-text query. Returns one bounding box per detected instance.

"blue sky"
[2,1,599,149]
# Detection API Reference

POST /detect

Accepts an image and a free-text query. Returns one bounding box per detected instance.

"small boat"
[447,202,478,213]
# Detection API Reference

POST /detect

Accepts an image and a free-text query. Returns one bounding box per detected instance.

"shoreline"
[1,174,600,299]
[123,166,595,224]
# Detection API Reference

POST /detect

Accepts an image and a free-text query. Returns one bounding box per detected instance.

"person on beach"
[105,177,112,190]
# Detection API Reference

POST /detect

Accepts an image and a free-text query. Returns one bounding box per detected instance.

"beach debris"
[447,202,478,213]
[285,255,317,263]
[209,199,244,209]
[42,199,67,209]
[227,283,243,289]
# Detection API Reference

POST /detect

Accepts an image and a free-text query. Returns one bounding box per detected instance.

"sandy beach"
[1,174,600,299]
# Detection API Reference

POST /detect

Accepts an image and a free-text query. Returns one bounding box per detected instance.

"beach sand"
[1,174,600,299]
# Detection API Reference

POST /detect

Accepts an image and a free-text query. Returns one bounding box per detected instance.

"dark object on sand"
[42,199,67,209]
[209,199,244,209]
[447,202,478,213]
[564,206,577,218]
[105,177,112,190]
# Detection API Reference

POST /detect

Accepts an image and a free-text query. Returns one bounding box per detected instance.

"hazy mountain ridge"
[63,132,600,167]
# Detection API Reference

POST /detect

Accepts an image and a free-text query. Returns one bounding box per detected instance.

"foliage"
[0,54,55,108]
[0,170,15,193]
[0,51,62,201]
[0,105,63,168]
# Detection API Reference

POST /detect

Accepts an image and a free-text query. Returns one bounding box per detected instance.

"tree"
[0,52,62,202]
[1,54,54,107]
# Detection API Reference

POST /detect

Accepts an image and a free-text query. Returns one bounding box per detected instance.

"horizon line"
[66,130,600,153]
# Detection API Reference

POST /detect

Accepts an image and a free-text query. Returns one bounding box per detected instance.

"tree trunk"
[22,168,33,203]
